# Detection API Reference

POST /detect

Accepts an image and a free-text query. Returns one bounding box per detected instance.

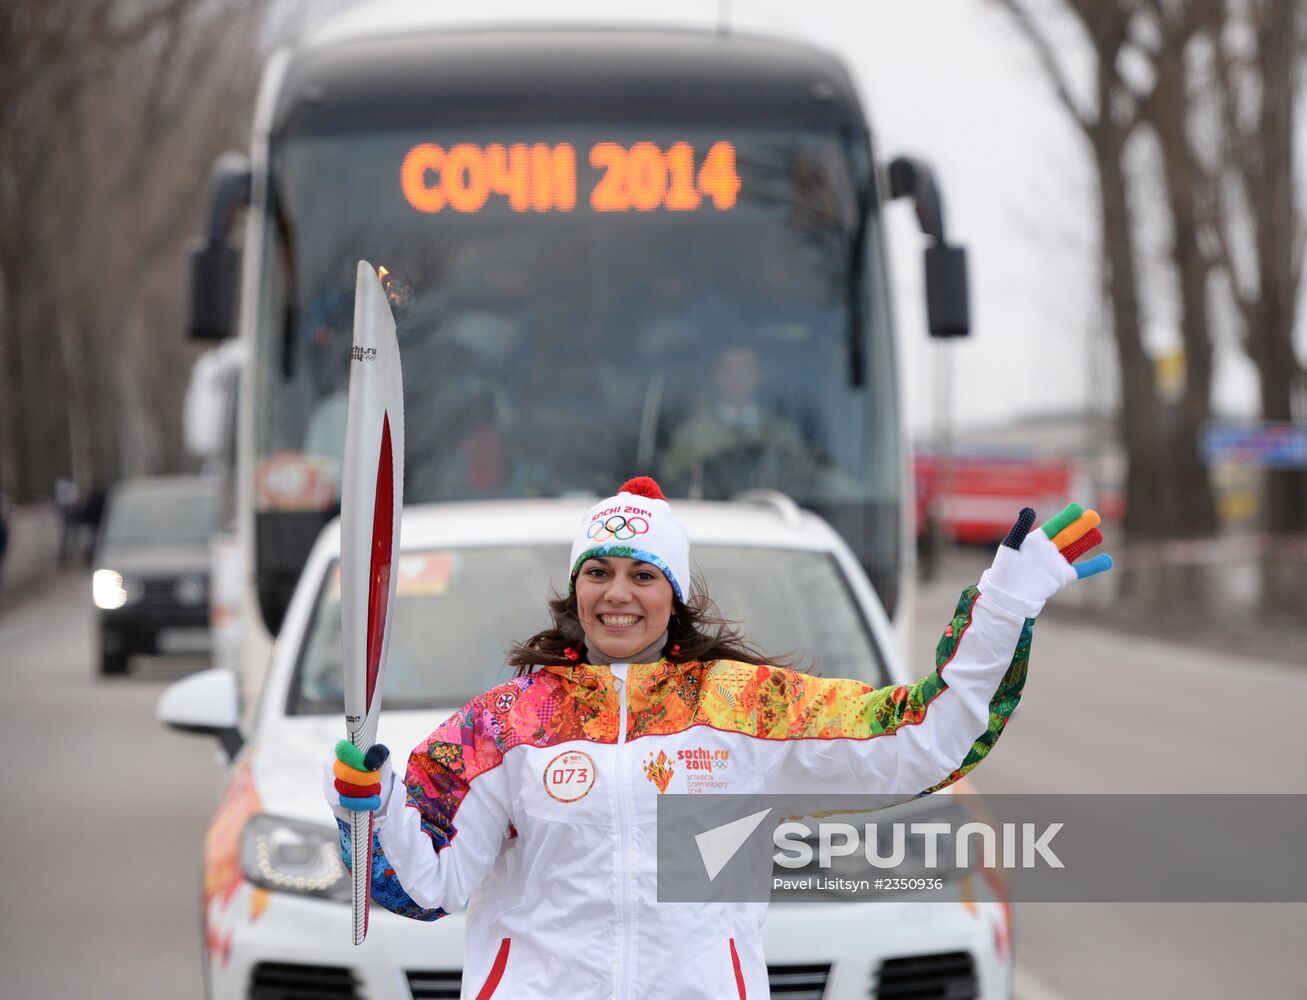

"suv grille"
[873,951,978,999]
[768,962,831,999]
[405,969,462,998]
[138,576,187,611]
[248,961,360,999]
[405,965,829,998]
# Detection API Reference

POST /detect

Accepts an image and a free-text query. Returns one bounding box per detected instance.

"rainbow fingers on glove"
[333,739,389,812]
[1039,503,1113,579]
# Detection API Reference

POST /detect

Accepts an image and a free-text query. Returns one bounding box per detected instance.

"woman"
[326,476,1110,998]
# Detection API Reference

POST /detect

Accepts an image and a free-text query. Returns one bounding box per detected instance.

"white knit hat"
[569,477,690,602]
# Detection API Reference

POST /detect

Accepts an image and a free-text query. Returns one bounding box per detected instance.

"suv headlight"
[240,814,349,901]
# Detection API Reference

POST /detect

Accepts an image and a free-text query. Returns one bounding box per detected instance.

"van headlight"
[240,814,349,901]
[93,569,140,610]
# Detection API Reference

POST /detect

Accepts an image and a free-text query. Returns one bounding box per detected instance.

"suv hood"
[95,543,210,576]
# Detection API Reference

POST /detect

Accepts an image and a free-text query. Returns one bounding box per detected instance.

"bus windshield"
[253,125,890,510]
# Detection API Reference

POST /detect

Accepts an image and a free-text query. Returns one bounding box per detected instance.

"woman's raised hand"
[984,503,1113,608]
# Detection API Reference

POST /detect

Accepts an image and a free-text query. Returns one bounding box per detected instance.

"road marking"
[1013,963,1069,1000]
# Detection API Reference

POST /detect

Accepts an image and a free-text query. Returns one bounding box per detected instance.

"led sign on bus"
[400,141,741,214]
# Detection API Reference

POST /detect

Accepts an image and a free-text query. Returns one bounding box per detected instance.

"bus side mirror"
[189,152,252,341]
[189,239,241,341]
[888,156,970,339]
[925,244,969,339]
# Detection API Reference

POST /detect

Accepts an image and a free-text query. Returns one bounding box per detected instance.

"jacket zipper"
[614,664,632,1000]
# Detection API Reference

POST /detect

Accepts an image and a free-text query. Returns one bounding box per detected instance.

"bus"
[188,14,970,692]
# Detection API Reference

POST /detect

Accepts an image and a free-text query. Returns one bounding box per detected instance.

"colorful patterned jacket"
[333,580,1038,1000]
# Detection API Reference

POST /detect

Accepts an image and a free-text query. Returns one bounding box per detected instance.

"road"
[0,566,1304,998]
[0,572,222,999]
[914,555,1307,1000]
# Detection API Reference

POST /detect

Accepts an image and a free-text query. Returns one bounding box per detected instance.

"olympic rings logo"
[587,514,650,542]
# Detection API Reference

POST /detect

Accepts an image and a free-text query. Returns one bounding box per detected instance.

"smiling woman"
[574,556,674,662]
[322,476,1111,1000]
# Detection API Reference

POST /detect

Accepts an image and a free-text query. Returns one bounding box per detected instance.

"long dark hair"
[507,588,785,675]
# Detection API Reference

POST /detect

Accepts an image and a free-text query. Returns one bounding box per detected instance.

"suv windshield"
[290,543,886,714]
[103,486,216,545]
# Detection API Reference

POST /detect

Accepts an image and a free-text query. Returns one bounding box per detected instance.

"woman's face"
[574,556,674,661]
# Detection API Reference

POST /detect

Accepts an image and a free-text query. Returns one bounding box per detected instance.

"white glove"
[980,504,1113,617]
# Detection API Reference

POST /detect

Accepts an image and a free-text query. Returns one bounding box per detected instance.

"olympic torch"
[340,261,405,945]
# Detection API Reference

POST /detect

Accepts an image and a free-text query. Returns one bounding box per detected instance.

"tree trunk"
[1250,0,1305,538]
[1093,124,1169,543]
[1148,29,1220,541]
[1245,0,1306,613]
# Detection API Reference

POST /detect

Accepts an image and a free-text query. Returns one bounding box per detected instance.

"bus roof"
[273,27,867,135]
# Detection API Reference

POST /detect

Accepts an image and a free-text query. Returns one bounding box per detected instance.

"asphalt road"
[915,555,1307,1000]
[0,572,222,999]
[0,567,1303,999]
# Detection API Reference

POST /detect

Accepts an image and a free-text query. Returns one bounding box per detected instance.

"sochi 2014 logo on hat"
[586,512,651,542]
[543,750,596,802]
[569,476,691,602]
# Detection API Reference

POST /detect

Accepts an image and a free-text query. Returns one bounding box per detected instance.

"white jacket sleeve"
[717,514,1093,797]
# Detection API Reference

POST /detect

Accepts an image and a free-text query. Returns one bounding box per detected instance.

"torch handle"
[349,718,378,946]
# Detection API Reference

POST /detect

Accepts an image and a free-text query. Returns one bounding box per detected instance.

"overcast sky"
[324,0,1302,437]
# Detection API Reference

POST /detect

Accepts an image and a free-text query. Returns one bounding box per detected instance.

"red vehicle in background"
[915,452,1077,545]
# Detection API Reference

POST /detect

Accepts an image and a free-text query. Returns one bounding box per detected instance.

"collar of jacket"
[542,657,701,692]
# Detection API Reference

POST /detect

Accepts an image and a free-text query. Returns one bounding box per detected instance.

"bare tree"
[996,0,1219,541]
[1134,0,1224,538]
[997,0,1306,547]
[1213,0,1305,532]
[0,0,260,502]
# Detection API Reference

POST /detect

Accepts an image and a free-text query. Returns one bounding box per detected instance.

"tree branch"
[994,0,1096,128]
[102,0,193,50]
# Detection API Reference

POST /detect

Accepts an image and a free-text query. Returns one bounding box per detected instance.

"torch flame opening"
[376,264,412,314]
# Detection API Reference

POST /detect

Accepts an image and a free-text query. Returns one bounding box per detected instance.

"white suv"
[160,496,1010,999]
